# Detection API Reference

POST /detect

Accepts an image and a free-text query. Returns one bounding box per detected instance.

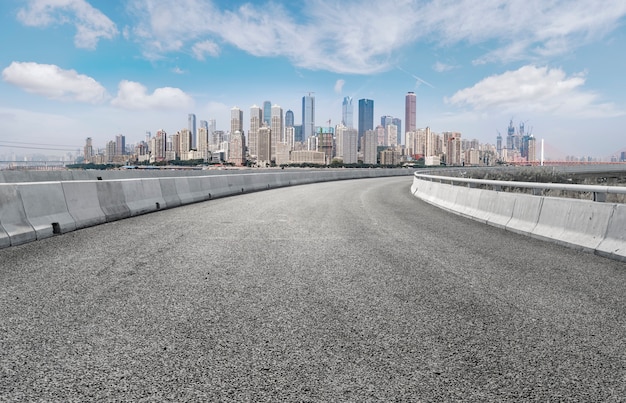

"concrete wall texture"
[411,176,626,262]
[0,169,412,249]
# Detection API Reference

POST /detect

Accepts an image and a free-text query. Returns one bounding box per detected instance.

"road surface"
[1,176,625,401]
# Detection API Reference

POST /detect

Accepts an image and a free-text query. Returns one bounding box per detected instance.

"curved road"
[1,176,625,401]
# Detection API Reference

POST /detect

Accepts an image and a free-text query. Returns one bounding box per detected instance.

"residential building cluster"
[82,92,539,167]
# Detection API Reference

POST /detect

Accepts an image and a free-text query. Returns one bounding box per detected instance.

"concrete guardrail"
[411,173,626,262]
[0,169,412,249]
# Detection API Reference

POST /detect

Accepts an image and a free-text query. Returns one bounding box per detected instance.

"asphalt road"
[1,176,625,401]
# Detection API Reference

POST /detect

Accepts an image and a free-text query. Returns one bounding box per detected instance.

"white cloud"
[124,0,626,74]
[2,61,108,104]
[111,80,193,110]
[432,62,457,73]
[334,79,345,94]
[192,40,220,60]
[445,65,624,118]
[17,0,118,49]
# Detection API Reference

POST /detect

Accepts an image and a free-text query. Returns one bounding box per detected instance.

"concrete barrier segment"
[505,195,542,236]
[596,204,626,262]
[452,187,484,222]
[484,192,516,229]
[0,225,9,249]
[122,179,166,216]
[532,197,612,252]
[158,178,181,208]
[0,184,36,246]
[96,181,130,222]
[61,181,106,229]
[19,182,76,240]
[173,177,193,204]
[186,176,211,202]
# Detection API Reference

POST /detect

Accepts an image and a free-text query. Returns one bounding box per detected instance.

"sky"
[1,0,626,160]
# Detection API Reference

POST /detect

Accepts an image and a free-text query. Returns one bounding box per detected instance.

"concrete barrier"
[122,179,166,216]
[532,197,612,252]
[96,181,130,222]
[174,177,209,204]
[0,225,9,249]
[61,181,106,229]
[411,174,625,262]
[19,182,76,239]
[0,169,414,249]
[453,186,484,221]
[505,195,543,236]
[0,184,35,246]
[158,178,181,208]
[597,204,626,262]
[484,192,516,229]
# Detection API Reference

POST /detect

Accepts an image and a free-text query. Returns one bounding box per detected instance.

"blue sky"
[1,0,626,160]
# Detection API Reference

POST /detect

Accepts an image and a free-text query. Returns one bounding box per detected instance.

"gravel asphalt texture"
[1,176,625,401]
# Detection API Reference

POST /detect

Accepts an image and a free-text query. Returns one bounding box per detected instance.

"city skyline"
[1,1,626,160]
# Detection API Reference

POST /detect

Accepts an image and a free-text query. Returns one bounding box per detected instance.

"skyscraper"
[285,109,294,128]
[249,105,263,159]
[83,137,93,162]
[342,96,353,128]
[263,101,271,125]
[188,113,196,149]
[358,99,374,149]
[115,134,125,156]
[271,104,284,160]
[392,117,402,145]
[231,107,243,138]
[302,93,315,142]
[405,92,416,135]
[363,130,378,165]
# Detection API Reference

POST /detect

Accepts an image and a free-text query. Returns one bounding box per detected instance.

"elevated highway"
[1,176,624,401]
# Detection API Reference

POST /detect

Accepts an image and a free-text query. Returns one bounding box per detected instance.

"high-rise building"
[381,115,393,128]
[271,104,284,160]
[257,125,271,164]
[228,130,246,166]
[302,94,315,142]
[363,129,378,165]
[392,117,402,145]
[188,113,196,149]
[342,96,353,128]
[154,130,167,161]
[198,127,209,160]
[83,137,93,162]
[336,124,358,164]
[386,124,398,148]
[405,92,416,135]
[444,132,462,166]
[115,134,125,156]
[285,109,294,128]
[231,107,243,138]
[106,141,116,162]
[249,105,263,159]
[263,101,271,125]
[358,99,374,149]
[294,125,303,143]
[179,129,192,157]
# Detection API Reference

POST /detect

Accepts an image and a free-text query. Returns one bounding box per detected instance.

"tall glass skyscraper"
[285,109,294,128]
[358,99,374,149]
[342,96,353,128]
[302,94,315,142]
[188,113,196,149]
[263,101,271,125]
